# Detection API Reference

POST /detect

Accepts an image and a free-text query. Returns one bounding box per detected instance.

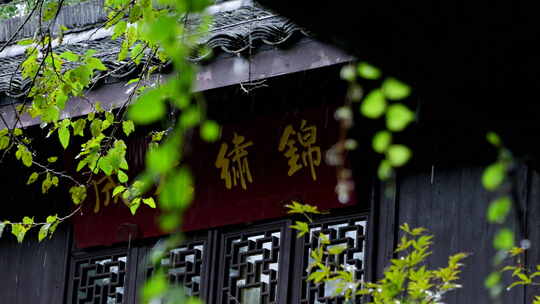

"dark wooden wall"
[370,164,540,304]
[0,225,71,303]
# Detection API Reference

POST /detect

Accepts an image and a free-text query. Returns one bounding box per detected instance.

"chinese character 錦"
[278,120,321,181]
[215,133,254,190]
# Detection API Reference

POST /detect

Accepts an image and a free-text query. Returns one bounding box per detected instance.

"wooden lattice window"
[67,211,368,303]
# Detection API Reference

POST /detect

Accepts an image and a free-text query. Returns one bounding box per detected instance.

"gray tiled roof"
[0,1,308,98]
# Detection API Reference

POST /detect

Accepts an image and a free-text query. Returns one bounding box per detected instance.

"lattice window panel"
[219,228,282,304]
[146,240,207,298]
[300,217,367,304]
[71,252,128,304]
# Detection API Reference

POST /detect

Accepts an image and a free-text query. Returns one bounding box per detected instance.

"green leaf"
[378,159,393,180]
[90,119,103,137]
[372,131,392,153]
[200,120,220,142]
[129,89,165,124]
[494,228,514,250]
[487,196,512,223]
[485,272,501,288]
[69,186,87,205]
[290,221,309,238]
[143,197,156,208]
[58,124,70,149]
[27,172,39,185]
[482,163,506,191]
[42,1,59,22]
[486,132,502,147]
[122,120,135,136]
[159,167,193,211]
[386,104,415,131]
[0,222,6,238]
[357,62,381,80]
[118,170,129,183]
[72,119,86,136]
[60,51,80,62]
[86,57,107,71]
[129,198,141,215]
[11,223,28,243]
[361,89,386,119]
[180,106,201,128]
[42,105,60,123]
[328,245,347,255]
[112,20,127,39]
[47,156,58,163]
[382,77,411,100]
[340,65,356,81]
[113,185,126,197]
[387,145,412,167]
[38,224,50,242]
[0,135,10,150]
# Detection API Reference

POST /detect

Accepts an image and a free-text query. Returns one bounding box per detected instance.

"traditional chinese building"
[2,1,540,304]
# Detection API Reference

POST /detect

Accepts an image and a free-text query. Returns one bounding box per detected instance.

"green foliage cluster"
[341,62,414,180]
[287,202,468,304]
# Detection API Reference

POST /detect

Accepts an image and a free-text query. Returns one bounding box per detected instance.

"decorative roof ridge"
[0,0,106,44]
[0,2,310,98]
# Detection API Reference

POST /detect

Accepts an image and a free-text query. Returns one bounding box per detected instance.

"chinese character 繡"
[278,119,321,181]
[215,133,254,190]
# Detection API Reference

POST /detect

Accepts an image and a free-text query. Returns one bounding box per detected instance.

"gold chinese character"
[91,175,122,213]
[215,133,254,190]
[278,120,321,180]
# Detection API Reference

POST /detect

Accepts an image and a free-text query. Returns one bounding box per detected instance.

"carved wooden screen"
[67,211,367,303]
[67,248,132,304]
[294,215,368,304]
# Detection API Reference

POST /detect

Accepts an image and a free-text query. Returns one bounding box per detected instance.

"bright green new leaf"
[143,197,157,208]
[47,156,58,163]
[180,106,201,129]
[118,170,129,183]
[378,159,392,180]
[482,162,506,191]
[361,89,386,119]
[142,270,168,302]
[494,228,514,250]
[90,119,103,137]
[58,124,70,149]
[0,222,6,238]
[372,131,392,153]
[487,196,512,223]
[129,198,141,215]
[43,1,59,22]
[38,223,50,242]
[70,186,87,205]
[486,132,502,147]
[340,65,356,82]
[122,120,135,136]
[113,185,126,197]
[11,223,29,243]
[112,20,127,39]
[387,145,412,167]
[328,245,347,255]
[27,172,39,185]
[485,272,501,288]
[0,135,9,150]
[72,119,86,136]
[60,51,80,62]
[357,62,381,80]
[41,105,60,123]
[386,104,415,131]
[159,167,193,211]
[129,89,165,124]
[382,77,411,100]
[290,221,309,238]
[200,120,220,142]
